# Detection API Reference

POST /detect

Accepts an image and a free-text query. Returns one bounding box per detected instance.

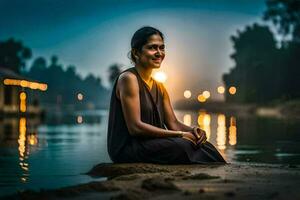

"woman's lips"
[152,58,161,63]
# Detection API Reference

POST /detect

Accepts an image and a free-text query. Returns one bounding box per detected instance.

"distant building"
[0,67,47,116]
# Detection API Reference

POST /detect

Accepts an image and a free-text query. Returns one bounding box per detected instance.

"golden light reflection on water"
[217,114,226,150]
[183,114,192,126]
[229,117,237,146]
[186,112,237,154]
[197,112,211,141]
[18,117,29,182]
[18,118,26,157]
[28,134,38,146]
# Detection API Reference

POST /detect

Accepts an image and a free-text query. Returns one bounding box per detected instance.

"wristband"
[177,131,184,137]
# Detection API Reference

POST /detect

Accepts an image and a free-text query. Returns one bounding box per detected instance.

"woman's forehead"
[146,34,164,45]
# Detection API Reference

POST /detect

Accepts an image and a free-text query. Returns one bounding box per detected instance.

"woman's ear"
[132,49,140,61]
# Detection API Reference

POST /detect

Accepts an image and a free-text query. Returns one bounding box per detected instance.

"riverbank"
[5,163,300,200]
[174,99,300,119]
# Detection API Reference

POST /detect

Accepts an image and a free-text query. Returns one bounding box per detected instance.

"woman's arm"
[161,84,207,143]
[117,72,185,138]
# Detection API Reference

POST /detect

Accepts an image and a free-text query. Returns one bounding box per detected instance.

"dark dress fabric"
[107,67,226,164]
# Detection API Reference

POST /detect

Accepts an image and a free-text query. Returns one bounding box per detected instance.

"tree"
[263,0,300,42]
[108,63,122,87]
[223,24,280,103]
[0,38,32,73]
[264,0,300,98]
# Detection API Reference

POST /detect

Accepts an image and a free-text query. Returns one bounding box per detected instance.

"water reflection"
[229,117,237,146]
[197,112,211,140]
[182,111,237,155]
[217,114,226,150]
[0,111,107,197]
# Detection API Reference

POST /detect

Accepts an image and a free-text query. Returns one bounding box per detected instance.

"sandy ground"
[3,163,300,200]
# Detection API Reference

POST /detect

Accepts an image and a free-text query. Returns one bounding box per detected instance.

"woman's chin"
[151,63,161,69]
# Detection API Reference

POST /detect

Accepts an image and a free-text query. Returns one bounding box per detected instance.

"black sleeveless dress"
[107,67,226,164]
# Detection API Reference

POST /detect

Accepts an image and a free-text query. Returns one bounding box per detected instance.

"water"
[0,109,300,197]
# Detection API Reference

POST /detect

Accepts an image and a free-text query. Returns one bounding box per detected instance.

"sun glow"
[153,71,167,83]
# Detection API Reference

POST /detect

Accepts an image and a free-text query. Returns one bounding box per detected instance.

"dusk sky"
[1,0,269,101]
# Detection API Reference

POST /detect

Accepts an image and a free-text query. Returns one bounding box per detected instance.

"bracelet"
[177,131,184,137]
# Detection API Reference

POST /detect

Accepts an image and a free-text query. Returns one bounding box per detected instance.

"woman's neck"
[135,65,152,82]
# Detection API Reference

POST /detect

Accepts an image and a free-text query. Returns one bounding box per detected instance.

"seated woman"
[107,26,226,164]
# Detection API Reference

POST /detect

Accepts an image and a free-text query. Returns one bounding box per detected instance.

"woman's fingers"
[196,128,207,144]
[182,135,197,145]
[182,132,198,145]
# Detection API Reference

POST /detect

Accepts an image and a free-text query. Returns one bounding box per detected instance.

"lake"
[0,109,300,197]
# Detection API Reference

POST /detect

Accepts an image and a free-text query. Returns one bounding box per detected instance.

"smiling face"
[135,34,165,69]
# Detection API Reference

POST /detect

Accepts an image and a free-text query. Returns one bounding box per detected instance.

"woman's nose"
[155,49,163,57]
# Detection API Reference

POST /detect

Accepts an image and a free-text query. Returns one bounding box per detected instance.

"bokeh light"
[183,90,192,99]
[202,90,210,99]
[217,86,225,94]
[197,94,206,102]
[77,93,84,101]
[229,86,237,95]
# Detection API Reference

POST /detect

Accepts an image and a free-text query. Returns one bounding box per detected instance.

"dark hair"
[130,26,164,63]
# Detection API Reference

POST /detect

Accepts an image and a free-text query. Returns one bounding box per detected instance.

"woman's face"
[136,34,165,69]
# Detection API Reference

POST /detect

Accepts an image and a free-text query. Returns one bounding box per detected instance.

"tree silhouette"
[263,0,300,99]
[264,0,300,42]
[108,63,122,87]
[0,38,32,73]
[26,55,110,108]
[223,23,280,103]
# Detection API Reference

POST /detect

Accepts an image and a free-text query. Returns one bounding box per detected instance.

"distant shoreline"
[174,100,300,119]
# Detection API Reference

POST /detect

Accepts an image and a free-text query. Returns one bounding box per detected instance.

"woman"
[107,26,225,164]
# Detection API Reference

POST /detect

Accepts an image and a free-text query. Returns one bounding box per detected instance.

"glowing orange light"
[39,84,48,91]
[183,90,192,99]
[19,92,27,112]
[229,86,237,95]
[77,116,83,124]
[197,112,211,141]
[28,134,38,146]
[77,93,84,101]
[29,82,39,89]
[217,86,225,94]
[197,94,206,102]
[229,117,237,146]
[217,114,226,150]
[20,80,29,87]
[202,91,210,99]
[18,118,26,157]
[3,79,47,91]
[153,71,167,83]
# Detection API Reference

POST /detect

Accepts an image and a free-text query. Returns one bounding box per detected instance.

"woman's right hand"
[182,132,198,145]
[193,127,207,145]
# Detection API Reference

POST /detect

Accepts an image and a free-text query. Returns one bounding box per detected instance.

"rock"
[141,177,179,191]
[183,173,220,180]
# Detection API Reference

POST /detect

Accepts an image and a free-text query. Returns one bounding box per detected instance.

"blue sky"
[0,0,268,101]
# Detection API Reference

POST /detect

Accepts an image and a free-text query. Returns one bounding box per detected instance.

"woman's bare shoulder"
[118,71,137,83]
[116,71,139,98]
